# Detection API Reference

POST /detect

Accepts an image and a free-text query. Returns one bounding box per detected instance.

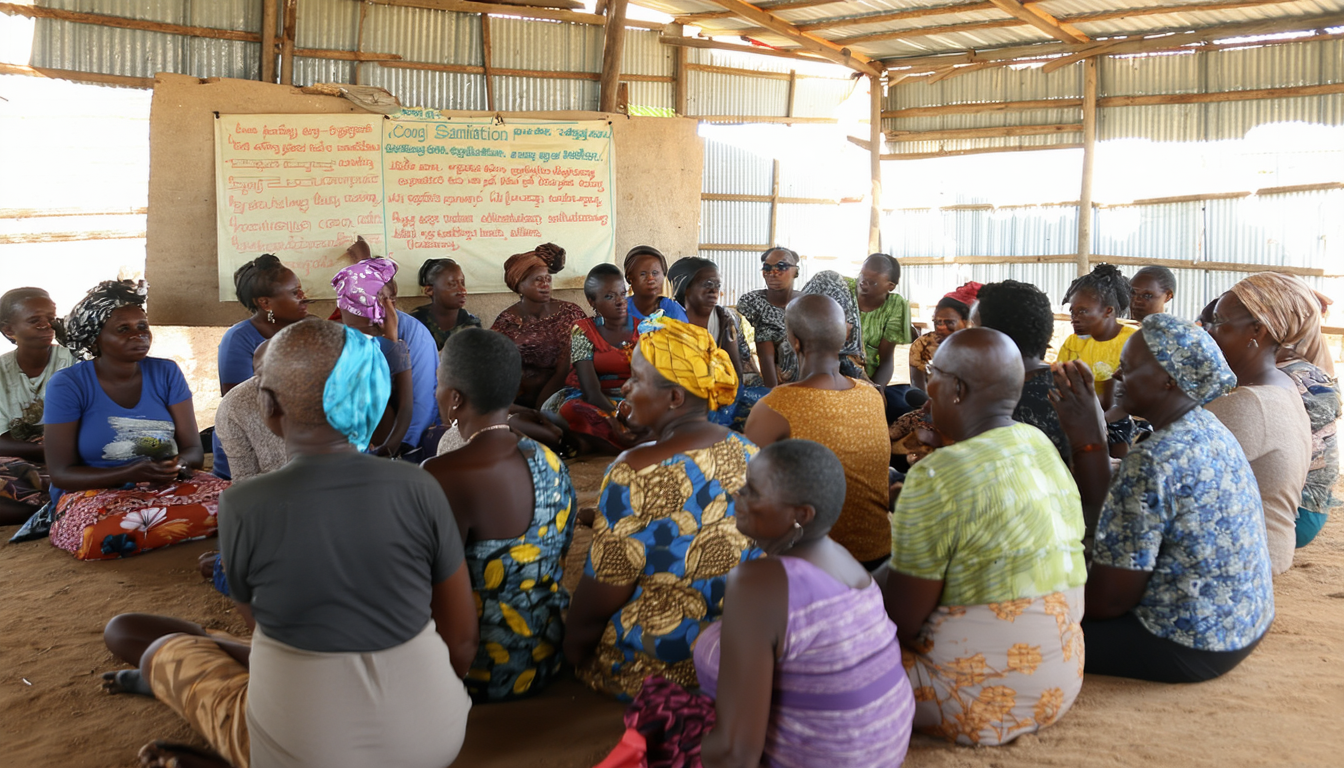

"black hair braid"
[233,254,289,312]
[1063,263,1131,316]
[418,258,460,287]
[1134,265,1177,296]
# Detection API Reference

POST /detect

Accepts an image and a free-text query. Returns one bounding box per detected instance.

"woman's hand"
[379,297,399,340]
[122,458,183,486]
[1050,361,1107,448]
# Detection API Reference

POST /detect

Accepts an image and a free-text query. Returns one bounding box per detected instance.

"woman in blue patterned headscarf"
[1053,312,1275,683]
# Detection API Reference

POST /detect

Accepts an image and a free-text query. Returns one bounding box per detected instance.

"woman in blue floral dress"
[422,328,577,702]
[1052,312,1274,682]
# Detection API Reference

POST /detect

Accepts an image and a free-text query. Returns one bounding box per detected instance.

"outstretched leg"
[105,613,210,667]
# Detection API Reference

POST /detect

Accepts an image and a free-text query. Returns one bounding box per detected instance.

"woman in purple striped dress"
[694,439,915,768]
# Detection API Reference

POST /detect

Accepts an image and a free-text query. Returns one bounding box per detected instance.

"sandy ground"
[3,457,1343,768]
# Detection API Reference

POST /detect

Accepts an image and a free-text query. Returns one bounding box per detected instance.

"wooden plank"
[793,1,998,32]
[835,18,1021,47]
[699,243,774,251]
[353,0,369,85]
[685,63,794,81]
[698,0,883,77]
[0,230,146,245]
[675,0,847,24]
[292,48,402,61]
[769,159,780,245]
[495,0,584,9]
[868,74,883,253]
[280,0,297,86]
[848,135,873,151]
[378,58,669,82]
[260,0,277,83]
[989,0,1087,43]
[887,123,1081,142]
[670,23,688,116]
[786,70,798,117]
[657,35,833,65]
[1099,82,1344,107]
[897,254,1331,277]
[0,207,149,219]
[882,142,1082,160]
[702,193,846,204]
[883,98,1082,118]
[1257,181,1344,196]
[692,115,838,124]
[1076,58,1097,276]
[481,13,496,112]
[370,0,606,26]
[0,2,261,42]
[0,61,154,89]
[598,0,629,113]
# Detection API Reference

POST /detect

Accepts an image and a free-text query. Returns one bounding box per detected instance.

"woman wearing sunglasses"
[736,247,803,388]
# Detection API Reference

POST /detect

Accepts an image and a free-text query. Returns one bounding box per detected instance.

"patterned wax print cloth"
[464,438,577,702]
[578,433,760,700]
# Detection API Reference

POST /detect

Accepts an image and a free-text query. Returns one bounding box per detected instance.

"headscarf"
[64,280,148,360]
[332,257,398,325]
[1140,313,1237,406]
[944,281,983,307]
[624,245,669,278]
[667,257,716,305]
[503,243,566,293]
[635,315,739,411]
[323,326,392,448]
[1228,272,1321,349]
[1298,287,1336,376]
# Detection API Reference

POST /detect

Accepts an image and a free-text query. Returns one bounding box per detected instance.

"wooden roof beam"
[698,0,882,76]
[988,0,1088,43]
[658,34,834,64]
[673,0,846,25]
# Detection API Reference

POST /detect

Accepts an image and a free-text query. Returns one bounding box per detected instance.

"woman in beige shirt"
[1205,274,1317,574]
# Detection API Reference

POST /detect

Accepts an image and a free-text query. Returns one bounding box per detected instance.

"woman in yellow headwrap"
[564,316,761,700]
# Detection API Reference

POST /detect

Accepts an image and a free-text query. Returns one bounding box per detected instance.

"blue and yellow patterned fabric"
[463,438,577,702]
[578,432,760,700]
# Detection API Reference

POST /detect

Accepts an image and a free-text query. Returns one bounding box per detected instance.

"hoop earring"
[267,309,276,324]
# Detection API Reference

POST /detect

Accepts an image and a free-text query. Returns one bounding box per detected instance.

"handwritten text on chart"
[214,113,616,300]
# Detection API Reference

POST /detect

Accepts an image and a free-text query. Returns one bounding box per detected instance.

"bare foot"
[138,740,231,768]
[101,669,153,696]
[197,551,220,580]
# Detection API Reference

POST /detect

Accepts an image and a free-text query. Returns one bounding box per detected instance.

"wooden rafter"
[988,0,1087,43]
[674,0,846,25]
[697,0,883,76]
[833,19,1020,47]
[658,34,834,65]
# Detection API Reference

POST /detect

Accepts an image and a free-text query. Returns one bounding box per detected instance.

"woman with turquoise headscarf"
[332,258,416,456]
[98,318,478,768]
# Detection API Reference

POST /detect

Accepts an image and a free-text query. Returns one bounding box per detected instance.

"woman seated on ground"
[972,280,1070,460]
[908,283,977,391]
[213,255,310,478]
[879,328,1086,746]
[423,328,577,702]
[543,264,644,454]
[1059,263,1138,453]
[1205,274,1315,574]
[643,440,916,768]
[803,270,869,381]
[564,316,758,700]
[331,258,416,456]
[44,281,226,561]
[99,319,477,768]
[0,287,74,525]
[624,245,688,323]
[737,247,803,388]
[670,256,768,431]
[410,257,481,350]
[491,243,587,410]
[1129,265,1177,322]
[1275,297,1341,549]
[848,254,911,383]
[1053,313,1274,682]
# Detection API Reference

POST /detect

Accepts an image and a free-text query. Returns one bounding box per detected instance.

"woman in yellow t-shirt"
[1057,264,1136,412]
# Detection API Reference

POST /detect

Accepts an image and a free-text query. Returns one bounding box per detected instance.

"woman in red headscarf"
[490,244,587,409]
[908,282,980,391]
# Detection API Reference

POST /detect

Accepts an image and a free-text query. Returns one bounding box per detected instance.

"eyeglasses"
[1132,291,1160,302]
[761,262,796,274]
[932,319,961,329]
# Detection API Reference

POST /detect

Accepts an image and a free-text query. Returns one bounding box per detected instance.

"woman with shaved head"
[878,327,1087,746]
[99,319,477,768]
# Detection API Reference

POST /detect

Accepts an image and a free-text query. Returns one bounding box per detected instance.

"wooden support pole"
[353,0,369,85]
[481,13,496,112]
[279,0,297,86]
[598,0,629,113]
[786,70,797,117]
[769,159,781,246]
[261,0,277,83]
[1076,57,1097,277]
[869,74,883,254]
[670,23,688,117]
